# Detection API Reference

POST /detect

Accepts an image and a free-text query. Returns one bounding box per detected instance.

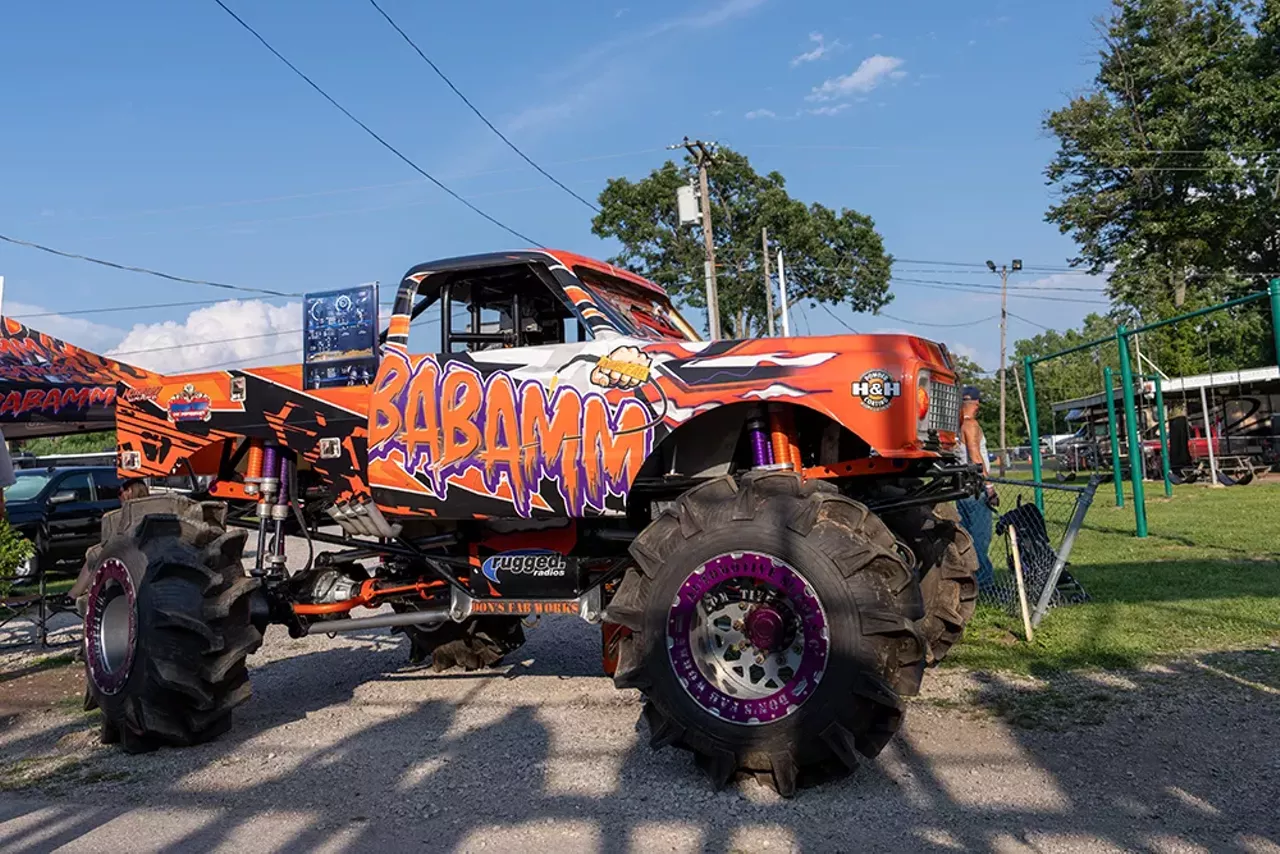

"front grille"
[926,375,960,435]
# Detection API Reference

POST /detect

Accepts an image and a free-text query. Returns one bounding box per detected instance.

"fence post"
[1103,366,1124,507]
[1270,278,1280,367]
[1153,374,1172,498]
[1116,326,1148,538]
[1024,356,1044,511]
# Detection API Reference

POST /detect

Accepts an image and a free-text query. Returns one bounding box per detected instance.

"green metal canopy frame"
[1023,279,1280,538]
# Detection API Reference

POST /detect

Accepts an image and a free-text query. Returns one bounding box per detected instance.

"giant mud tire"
[608,471,926,796]
[81,495,264,753]
[877,497,978,665]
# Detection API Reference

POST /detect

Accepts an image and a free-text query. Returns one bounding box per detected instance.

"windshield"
[5,472,52,502]
[575,269,700,342]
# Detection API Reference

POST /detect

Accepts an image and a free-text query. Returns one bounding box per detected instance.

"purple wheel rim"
[84,558,138,696]
[666,552,828,725]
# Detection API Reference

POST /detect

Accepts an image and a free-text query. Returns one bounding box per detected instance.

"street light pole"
[987,258,1022,476]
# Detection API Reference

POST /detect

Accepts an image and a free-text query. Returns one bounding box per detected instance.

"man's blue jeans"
[956,497,996,590]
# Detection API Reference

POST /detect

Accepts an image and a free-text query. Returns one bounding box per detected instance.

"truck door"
[44,471,98,562]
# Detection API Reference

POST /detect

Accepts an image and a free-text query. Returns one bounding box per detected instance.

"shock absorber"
[244,439,264,496]
[747,406,780,470]
[253,443,279,576]
[270,451,291,572]
[767,403,803,476]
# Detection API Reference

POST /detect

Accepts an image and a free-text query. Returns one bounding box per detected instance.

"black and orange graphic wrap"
[4,249,959,524]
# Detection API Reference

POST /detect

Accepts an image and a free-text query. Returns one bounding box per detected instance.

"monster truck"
[54,250,981,795]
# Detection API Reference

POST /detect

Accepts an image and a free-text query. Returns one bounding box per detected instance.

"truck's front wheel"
[608,471,925,796]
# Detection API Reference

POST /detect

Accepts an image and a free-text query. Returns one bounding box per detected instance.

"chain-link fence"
[970,475,1102,627]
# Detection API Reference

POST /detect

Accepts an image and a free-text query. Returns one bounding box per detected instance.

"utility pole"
[987,258,1022,476]
[670,137,720,339]
[777,249,791,337]
[762,227,775,336]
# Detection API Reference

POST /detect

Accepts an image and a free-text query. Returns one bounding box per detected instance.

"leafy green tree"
[19,431,116,457]
[591,147,892,338]
[1043,0,1280,369]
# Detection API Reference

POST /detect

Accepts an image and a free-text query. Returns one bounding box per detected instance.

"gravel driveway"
[2,611,1277,853]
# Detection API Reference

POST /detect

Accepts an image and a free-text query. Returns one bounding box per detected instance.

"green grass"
[949,481,1280,675]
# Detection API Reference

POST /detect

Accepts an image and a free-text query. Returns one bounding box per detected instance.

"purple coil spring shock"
[747,409,774,469]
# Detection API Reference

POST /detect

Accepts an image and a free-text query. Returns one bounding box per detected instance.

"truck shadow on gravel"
[0,629,1277,852]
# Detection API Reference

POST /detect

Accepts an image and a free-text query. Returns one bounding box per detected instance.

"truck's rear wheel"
[82,495,263,753]
[608,471,925,796]
[877,498,978,665]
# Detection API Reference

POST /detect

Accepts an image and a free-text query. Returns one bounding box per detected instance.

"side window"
[55,472,94,503]
[441,275,574,353]
[93,470,121,501]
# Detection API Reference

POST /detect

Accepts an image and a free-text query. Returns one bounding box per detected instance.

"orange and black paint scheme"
[0,250,979,667]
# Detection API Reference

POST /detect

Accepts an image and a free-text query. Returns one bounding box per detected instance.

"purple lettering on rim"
[666,552,828,726]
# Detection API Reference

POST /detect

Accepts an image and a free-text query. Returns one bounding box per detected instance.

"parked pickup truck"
[3,466,122,579]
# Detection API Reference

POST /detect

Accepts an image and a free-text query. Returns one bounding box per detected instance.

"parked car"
[3,466,122,579]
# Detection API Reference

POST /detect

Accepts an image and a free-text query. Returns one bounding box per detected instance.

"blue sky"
[0,0,1112,372]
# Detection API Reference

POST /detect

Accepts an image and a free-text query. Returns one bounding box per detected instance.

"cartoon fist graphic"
[591,346,652,389]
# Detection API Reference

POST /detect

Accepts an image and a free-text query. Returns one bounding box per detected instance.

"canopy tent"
[1051,365,1280,414]
[0,317,147,441]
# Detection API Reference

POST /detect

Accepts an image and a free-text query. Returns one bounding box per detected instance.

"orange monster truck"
[12,250,982,796]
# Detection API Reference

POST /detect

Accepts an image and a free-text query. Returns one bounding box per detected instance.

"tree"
[19,431,116,456]
[591,147,892,338]
[1043,0,1280,370]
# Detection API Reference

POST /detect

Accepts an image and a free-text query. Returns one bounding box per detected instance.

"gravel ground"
[1,549,1278,853]
[1,622,1277,853]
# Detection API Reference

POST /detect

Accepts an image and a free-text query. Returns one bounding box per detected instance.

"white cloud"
[1023,271,1110,294]
[806,103,851,117]
[668,0,767,32]
[791,32,844,66]
[3,300,124,353]
[806,55,906,101]
[108,300,303,373]
[745,108,777,120]
[507,0,767,136]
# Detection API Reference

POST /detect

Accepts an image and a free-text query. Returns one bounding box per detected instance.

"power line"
[0,233,299,297]
[890,279,1109,306]
[1006,310,1052,331]
[814,300,856,333]
[212,0,539,246]
[108,327,303,358]
[367,0,600,214]
[875,312,998,328]
[11,296,398,322]
[29,148,664,227]
[893,275,1105,294]
[12,300,233,320]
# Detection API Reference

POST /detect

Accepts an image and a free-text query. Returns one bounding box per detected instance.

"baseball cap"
[962,385,982,402]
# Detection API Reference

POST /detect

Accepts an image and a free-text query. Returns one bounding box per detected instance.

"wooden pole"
[1008,526,1034,643]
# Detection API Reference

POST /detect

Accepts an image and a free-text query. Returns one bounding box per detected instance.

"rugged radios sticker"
[851,370,901,411]
[481,549,569,584]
